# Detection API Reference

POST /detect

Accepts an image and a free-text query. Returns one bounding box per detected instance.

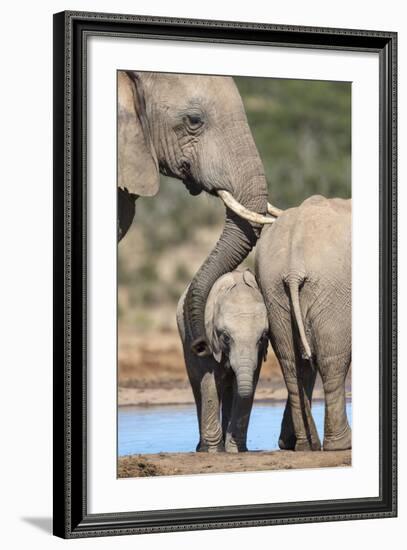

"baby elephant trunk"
[234,362,256,399]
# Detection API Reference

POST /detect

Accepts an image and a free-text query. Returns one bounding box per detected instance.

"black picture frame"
[53,10,397,539]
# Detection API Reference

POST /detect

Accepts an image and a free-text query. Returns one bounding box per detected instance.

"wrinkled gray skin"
[256,196,351,451]
[177,269,269,452]
[118,71,268,357]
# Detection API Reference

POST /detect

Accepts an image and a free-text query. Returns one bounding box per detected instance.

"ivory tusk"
[267,202,283,217]
[217,190,276,225]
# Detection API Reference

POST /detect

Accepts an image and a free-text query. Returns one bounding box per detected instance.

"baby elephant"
[177,269,269,453]
[256,195,351,452]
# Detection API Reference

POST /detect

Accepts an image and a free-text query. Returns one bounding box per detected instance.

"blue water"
[118,400,352,456]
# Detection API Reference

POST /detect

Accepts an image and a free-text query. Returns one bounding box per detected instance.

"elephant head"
[118,71,274,356]
[205,270,269,398]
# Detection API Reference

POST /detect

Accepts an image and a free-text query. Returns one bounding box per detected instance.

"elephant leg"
[279,362,318,450]
[195,368,224,453]
[182,336,224,452]
[319,353,351,451]
[278,398,295,450]
[221,374,234,442]
[279,358,321,451]
[183,345,224,453]
[267,296,320,451]
[224,383,253,453]
[225,366,260,453]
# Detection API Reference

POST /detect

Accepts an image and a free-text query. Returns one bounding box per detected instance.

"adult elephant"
[255,195,351,451]
[118,70,278,357]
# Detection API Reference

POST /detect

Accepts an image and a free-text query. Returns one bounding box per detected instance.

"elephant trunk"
[234,364,255,399]
[185,175,267,356]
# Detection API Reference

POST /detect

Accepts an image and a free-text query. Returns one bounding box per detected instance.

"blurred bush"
[235,77,351,208]
[118,77,351,329]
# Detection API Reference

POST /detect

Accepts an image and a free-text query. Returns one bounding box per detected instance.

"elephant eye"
[184,114,204,130]
[221,332,231,347]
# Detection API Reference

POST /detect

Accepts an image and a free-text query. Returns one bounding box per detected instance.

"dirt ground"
[118,450,351,477]
[118,326,351,406]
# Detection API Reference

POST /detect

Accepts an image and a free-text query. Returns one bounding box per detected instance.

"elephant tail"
[287,276,312,361]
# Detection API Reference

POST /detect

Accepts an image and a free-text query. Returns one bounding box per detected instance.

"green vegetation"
[235,77,351,208]
[118,77,351,327]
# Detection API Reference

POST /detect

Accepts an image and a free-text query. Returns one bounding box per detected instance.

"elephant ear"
[242,268,259,289]
[211,330,222,364]
[117,71,159,197]
[242,269,268,362]
[205,272,237,364]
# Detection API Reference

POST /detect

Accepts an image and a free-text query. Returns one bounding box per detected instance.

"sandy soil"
[118,450,351,477]
[118,327,351,406]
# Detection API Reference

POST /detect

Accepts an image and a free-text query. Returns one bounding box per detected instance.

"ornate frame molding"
[53,11,397,538]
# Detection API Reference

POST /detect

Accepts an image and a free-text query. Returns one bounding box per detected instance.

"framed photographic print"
[53,11,397,538]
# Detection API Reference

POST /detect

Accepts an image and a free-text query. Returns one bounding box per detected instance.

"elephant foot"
[323,425,352,451]
[278,433,296,451]
[196,441,225,453]
[224,432,247,453]
[294,436,322,452]
[225,440,247,453]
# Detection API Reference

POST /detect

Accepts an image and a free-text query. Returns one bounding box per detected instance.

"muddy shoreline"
[118,450,352,477]
[118,385,337,406]
[119,383,298,407]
